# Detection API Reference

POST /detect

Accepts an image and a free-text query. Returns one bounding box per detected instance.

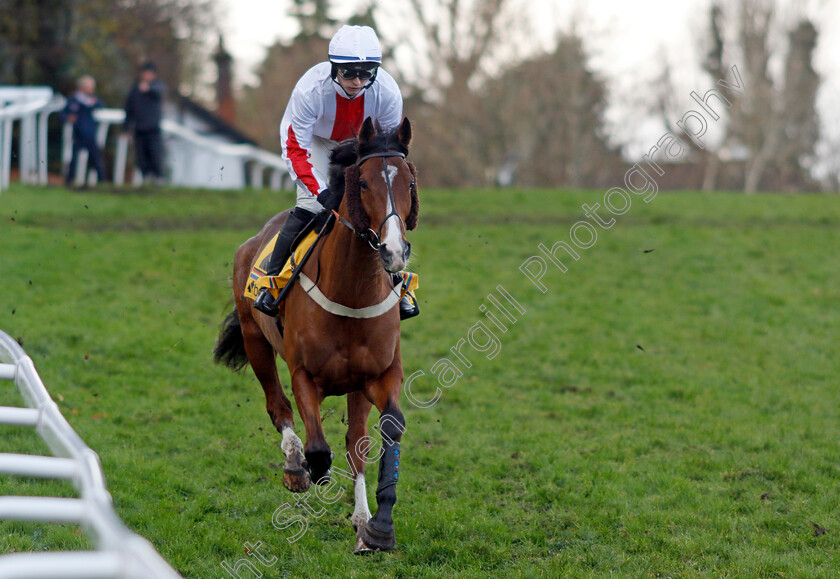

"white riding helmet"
[329,25,382,65]
[328,25,382,94]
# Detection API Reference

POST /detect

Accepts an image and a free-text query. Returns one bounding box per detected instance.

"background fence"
[0,86,290,194]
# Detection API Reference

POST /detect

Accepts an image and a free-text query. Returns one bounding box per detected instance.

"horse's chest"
[294,328,399,391]
[334,341,395,377]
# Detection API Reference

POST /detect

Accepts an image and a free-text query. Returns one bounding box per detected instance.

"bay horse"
[214,117,418,552]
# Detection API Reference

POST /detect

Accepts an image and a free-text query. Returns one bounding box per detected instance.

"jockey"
[253,24,419,320]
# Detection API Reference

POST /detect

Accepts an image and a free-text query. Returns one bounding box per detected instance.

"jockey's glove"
[317,188,341,212]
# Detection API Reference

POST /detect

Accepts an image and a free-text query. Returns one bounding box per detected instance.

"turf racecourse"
[1,183,838,578]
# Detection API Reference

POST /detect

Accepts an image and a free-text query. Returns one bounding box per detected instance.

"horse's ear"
[359,117,375,144]
[406,161,419,230]
[398,117,412,148]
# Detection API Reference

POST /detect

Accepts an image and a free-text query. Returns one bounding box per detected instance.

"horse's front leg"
[356,365,405,553]
[346,391,373,536]
[290,368,333,485]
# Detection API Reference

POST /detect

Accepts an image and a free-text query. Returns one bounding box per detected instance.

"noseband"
[336,151,407,250]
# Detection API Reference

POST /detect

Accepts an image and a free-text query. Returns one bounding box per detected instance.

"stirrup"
[253,288,279,317]
[399,291,419,320]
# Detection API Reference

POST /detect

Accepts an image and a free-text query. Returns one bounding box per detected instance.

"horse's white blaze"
[381,165,406,270]
[281,426,304,457]
[381,164,398,186]
[351,473,372,530]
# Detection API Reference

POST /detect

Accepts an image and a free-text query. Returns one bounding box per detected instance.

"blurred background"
[1,0,838,192]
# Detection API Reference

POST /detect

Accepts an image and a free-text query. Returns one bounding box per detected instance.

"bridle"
[289,149,414,318]
[334,151,410,251]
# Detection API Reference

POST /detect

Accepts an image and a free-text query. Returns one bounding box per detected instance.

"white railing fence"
[0,87,65,194]
[75,109,291,190]
[0,329,182,579]
[0,86,290,193]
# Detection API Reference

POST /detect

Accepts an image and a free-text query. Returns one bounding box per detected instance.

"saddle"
[243,230,318,303]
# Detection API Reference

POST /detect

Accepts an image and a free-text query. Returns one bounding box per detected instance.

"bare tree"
[734,0,778,192]
[238,35,329,152]
[378,0,524,186]
[402,0,508,98]
[0,0,75,91]
[0,0,219,104]
[816,124,840,192]
[776,20,819,189]
[697,0,822,192]
[698,3,725,191]
[487,33,620,188]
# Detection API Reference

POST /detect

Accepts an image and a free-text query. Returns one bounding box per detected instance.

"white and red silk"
[279,62,403,197]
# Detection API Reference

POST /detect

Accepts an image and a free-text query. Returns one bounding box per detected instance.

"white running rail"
[71,108,290,190]
[0,88,65,194]
[0,86,290,193]
[0,329,181,579]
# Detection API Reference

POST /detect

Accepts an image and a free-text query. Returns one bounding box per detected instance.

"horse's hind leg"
[346,391,373,537]
[236,302,311,492]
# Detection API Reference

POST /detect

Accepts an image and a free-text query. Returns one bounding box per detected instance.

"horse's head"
[338,117,419,273]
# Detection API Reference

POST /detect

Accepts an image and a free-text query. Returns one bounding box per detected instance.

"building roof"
[174,95,257,146]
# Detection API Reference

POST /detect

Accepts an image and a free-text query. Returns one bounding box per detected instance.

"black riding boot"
[253,208,313,316]
[393,274,420,320]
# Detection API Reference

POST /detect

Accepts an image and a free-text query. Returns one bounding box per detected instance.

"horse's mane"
[328,127,409,194]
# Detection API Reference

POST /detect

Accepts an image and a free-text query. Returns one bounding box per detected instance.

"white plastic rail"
[0,85,290,192]
[65,108,290,190]
[0,91,65,194]
[0,329,181,579]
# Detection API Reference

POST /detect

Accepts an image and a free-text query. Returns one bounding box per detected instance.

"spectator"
[61,75,105,187]
[124,61,166,183]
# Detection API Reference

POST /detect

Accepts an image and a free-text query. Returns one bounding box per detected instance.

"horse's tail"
[214,308,249,372]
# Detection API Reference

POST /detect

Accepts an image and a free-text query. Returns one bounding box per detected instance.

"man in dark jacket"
[61,75,105,186]
[124,61,166,183]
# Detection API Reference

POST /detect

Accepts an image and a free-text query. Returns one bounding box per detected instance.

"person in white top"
[254,25,417,319]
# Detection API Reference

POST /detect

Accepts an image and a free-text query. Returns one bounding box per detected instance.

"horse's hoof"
[353,525,376,554]
[354,520,395,553]
[353,535,375,554]
[313,469,331,485]
[283,465,311,493]
[305,450,334,486]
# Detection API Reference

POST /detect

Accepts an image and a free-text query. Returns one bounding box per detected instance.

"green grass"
[1,183,839,577]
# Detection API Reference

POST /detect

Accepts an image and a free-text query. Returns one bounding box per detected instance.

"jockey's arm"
[281,91,327,198]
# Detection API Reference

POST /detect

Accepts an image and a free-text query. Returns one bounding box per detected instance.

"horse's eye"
[359,179,368,190]
[409,180,416,188]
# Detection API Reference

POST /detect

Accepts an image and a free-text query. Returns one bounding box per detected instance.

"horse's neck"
[310,221,390,307]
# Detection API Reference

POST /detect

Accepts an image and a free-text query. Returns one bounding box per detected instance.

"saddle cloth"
[244,230,318,301]
[244,231,419,302]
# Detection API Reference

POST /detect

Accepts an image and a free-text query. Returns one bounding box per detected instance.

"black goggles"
[336,66,378,80]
